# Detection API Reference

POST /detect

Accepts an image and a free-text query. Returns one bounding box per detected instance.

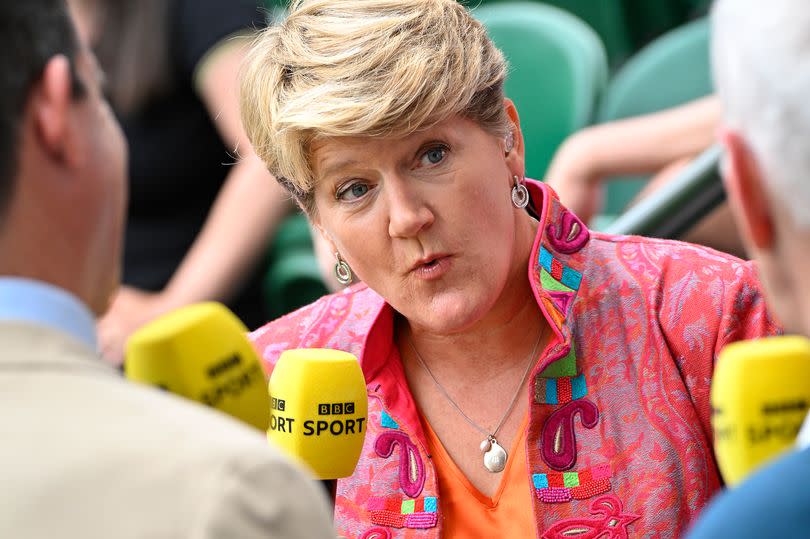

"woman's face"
[311,104,530,334]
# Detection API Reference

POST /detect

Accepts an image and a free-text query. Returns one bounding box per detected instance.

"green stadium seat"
[597,17,712,220]
[473,2,609,180]
[478,0,631,68]
[263,213,328,320]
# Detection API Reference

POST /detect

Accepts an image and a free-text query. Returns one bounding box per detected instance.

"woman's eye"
[420,146,447,167]
[337,182,370,201]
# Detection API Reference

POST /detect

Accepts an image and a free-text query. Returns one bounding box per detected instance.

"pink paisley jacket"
[251,181,779,539]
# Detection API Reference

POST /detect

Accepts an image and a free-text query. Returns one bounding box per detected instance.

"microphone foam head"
[125,302,270,431]
[268,348,368,480]
[712,335,810,486]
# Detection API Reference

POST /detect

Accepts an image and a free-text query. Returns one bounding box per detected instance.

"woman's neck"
[400,214,549,382]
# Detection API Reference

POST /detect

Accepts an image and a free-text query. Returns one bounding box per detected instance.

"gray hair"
[712,0,810,228]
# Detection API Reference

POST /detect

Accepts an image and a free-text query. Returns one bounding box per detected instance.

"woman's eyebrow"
[318,158,362,179]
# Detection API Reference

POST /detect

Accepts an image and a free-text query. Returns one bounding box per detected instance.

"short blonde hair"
[240,0,508,214]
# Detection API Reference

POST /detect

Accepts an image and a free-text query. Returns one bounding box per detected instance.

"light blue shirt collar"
[0,277,97,349]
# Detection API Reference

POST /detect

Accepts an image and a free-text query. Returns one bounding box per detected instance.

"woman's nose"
[386,179,434,239]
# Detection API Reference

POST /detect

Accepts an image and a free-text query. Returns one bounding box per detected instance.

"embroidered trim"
[542,297,566,331]
[546,210,590,254]
[538,246,582,291]
[533,465,612,503]
[541,495,640,539]
[380,410,399,429]
[368,496,438,529]
[540,268,574,292]
[535,374,588,405]
[361,527,392,539]
[541,399,600,471]
[548,290,575,318]
[401,499,415,514]
[539,346,579,378]
[374,431,426,497]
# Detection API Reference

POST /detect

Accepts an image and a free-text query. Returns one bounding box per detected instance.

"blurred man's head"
[712,0,810,334]
[0,0,127,315]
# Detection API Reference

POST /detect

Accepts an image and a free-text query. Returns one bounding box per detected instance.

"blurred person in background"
[546,95,746,258]
[67,0,292,365]
[0,1,334,537]
[241,1,778,536]
[687,0,810,535]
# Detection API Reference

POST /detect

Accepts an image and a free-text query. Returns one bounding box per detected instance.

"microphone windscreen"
[268,348,367,480]
[124,302,270,431]
[712,335,810,486]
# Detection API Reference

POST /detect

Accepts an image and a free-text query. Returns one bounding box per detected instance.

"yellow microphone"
[711,335,810,486]
[267,348,367,492]
[124,302,270,431]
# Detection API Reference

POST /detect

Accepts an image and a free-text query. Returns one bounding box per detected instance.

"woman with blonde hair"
[242,1,777,536]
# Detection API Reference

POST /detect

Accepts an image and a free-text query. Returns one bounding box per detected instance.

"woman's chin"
[403,292,492,335]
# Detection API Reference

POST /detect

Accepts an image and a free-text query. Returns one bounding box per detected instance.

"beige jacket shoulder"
[0,323,334,539]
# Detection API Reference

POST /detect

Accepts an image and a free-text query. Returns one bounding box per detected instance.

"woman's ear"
[503,98,525,177]
[719,128,774,250]
[33,55,75,165]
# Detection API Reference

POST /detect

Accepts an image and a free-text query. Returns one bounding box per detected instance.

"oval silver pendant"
[483,439,508,473]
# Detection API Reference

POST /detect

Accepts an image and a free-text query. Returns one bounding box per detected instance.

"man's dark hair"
[0,1,85,215]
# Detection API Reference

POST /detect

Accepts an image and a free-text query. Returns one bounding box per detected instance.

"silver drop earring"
[511,175,529,209]
[334,252,353,285]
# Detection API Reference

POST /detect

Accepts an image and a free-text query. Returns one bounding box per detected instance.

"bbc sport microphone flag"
[712,335,810,486]
[125,302,270,431]
[268,348,368,480]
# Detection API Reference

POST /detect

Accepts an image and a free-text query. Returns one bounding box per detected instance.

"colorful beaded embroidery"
[542,494,640,539]
[548,290,575,318]
[360,528,392,539]
[533,464,612,503]
[535,373,588,405]
[367,496,438,529]
[539,346,579,378]
[375,430,426,497]
[541,399,600,471]
[540,268,573,292]
[539,246,582,291]
[546,210,590,254]
[380,410,399,429]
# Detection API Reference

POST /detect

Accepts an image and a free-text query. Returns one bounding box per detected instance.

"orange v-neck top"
[422,414,536,537]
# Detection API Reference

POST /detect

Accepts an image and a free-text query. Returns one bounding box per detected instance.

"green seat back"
[263,213,328,320]
[479,0,630,68]
[543,0,630,67]
[597,17,712,217]
[474,2,608,180]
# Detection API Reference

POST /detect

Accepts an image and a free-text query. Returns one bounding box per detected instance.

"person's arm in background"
[546,95,720,224]
[98,36,292,364]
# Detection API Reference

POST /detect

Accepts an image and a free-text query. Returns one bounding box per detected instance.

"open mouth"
[410,255,452,280]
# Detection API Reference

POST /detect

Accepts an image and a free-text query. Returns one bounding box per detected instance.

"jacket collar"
[0,321,112,376]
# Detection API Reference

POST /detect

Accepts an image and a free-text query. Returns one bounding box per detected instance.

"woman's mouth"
[410,255,452,280]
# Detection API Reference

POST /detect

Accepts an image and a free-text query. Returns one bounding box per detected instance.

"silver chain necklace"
[408,328,544,473]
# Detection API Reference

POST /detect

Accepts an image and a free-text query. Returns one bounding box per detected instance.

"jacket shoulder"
[249,283,386,372]
[584,232,759,287]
